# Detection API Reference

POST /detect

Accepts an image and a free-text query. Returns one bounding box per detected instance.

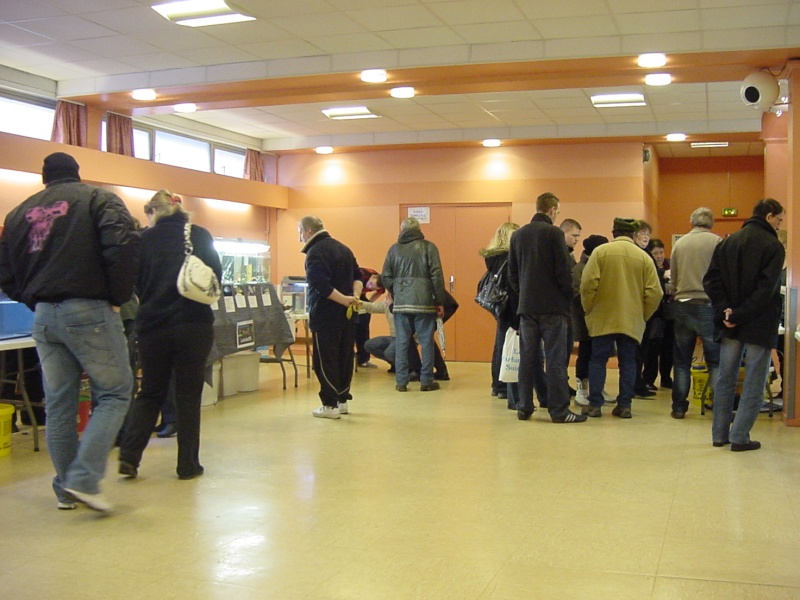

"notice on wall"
[407,206,430,223]
[236,319,255,349]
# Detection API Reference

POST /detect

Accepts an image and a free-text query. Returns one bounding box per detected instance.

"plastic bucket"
[0,403,15,457]
[690,364,712,407]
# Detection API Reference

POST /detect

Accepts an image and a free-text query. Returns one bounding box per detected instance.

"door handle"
[449,275,454,293]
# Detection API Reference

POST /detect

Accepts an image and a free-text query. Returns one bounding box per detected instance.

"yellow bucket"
[690,364,713,407]
[0,403,15,457]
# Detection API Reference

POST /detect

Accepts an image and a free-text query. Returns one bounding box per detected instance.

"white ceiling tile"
[186,21,293,46]
[381,27,465,48]
[615,11,702,35]
[0,24,54,47]
[703,26,786,49]
[11,15,117,41]
[452,22,541,44]
[149,66,207,88]
[120,52,198,71]
[205,61,267,83]
[174,46,262,66]
[620,31,704,54]
[330,49,400,71]
[609,0,698,12]
[69,35,160,58]
[273,13,366,38]
[347,5,443,30]
[241,40,326,61]
[268,55,333,77]
[0,2,66,21]
[231,0,340,19]
[514,0,609,20]
[397,44,469,65]
[427,0,526,26]
[78,6,165,35]
[544,36,621,59]
[69,58,138,76]
[535,16,619,39]
[470,40,544,62]
[701,4,790,29]
[307,32,394,54]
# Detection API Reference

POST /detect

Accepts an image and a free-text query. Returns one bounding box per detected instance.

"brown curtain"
[106,112,134,156]
[50,100,87,146]
[244,149,265,182]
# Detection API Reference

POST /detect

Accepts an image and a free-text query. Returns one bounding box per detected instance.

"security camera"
[740,71,780,111]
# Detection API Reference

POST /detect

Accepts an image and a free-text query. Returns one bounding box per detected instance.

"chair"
[258,342,298,390]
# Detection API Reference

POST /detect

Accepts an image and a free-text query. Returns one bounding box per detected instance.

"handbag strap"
[183,223,194,256]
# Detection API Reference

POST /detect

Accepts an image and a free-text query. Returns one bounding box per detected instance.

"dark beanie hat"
[42,152,80,184]
[612,217,637,234]
[583,234,608,256]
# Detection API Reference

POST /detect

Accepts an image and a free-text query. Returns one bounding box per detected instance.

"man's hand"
[436,305,444,318]
[723,307,736,329]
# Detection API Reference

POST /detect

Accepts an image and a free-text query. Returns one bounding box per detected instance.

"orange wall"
[275,143,647,283]
[657,156,764,253]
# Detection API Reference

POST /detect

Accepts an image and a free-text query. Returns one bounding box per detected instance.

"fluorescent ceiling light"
[645,73,672,86]
[315,146,334,154]
[390,87,415,99]
[638,53,667,68]
[691,142,729,148]
[666,133,687,142]
[591,93,646,108]
[152,0,254,27]
[321,106,379,120]
[361,69,387,83]
[174,102,197,113]
[482,139,501,147]
[131,88,157,101]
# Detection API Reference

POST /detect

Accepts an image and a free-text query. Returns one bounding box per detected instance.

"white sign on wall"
[407,206,430,223]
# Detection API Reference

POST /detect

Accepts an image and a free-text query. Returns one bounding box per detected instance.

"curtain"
[106,112,134,156]
[244,149,265,182]
[50,100,87,147]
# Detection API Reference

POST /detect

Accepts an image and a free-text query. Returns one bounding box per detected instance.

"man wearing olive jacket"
[382,217,446,392]
[703,198,785,452]
[0,152,139,513]
[580,217,663,419]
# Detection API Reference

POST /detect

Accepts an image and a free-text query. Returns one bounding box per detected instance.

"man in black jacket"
[0,152,139,512]
[508,192,587,423]
[299,216,361,419]
[703,198,785,451]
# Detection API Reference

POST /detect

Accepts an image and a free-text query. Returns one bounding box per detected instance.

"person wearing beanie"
[579,217,662,419]
[571,234,610,406]
[0,152,140,512]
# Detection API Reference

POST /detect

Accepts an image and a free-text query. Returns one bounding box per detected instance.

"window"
[0,95,55,141]
[154,130,210,172]
[213,147,245,178]
[133,128,151,160]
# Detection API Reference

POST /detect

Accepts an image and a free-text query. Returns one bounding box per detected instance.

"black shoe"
[712,440,730,447]
[119,461,138,479]
[660,378,673,389]
[635,388,656,398]
[581,405,602,418]
[517,409,532,421]
[395,384,408,392]
[178,466,204,480]
[670,411,685,420]
[434,372,450,381]
[156,423,177,438]
[551,411,588,423]
[646,383,658,391]
[731,440,761,452]
[539,403,549,409]
[420,382,440,392]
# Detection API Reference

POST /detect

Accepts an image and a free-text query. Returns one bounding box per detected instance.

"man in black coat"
[703,198,785,451]
[508,192,587,424]
[299,216,361,419]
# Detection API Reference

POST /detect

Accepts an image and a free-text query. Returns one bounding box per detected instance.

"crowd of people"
[0,151,787,514]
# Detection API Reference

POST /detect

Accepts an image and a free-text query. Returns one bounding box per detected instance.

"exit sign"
[722,207,738,217]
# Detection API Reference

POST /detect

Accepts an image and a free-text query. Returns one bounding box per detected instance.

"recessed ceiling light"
[360,69,387,83]
[482,139,501,147]
[390,87,415,99]
[315,146,333,154]
[131,88,157,101]
[321,106,379,120]
[638,53,667,68]
[691,142,729,148]
[174,102,197,113]
[152,0,254,27]
[645,73,672,86]
[666,133,687,142]
[590,93,646,108]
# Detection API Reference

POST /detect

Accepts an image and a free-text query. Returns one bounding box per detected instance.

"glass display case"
[281,276,308,315]
[214,238,271,284]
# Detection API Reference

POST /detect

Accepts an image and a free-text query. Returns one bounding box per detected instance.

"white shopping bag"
[499,328,520,383]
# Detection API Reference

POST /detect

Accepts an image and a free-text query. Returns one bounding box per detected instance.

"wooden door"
[400,204,512,362]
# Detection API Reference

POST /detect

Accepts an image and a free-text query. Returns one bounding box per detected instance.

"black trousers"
[312,316,356,407]
[119,322,213,478]
[354,312,372,364]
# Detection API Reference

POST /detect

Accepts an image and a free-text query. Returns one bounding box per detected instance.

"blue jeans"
[395,313,436,385]
[518,313,567,418]
[589,334,637,409]
[32,300,132,500]
[712,338,771,445]
[671,302,720,413]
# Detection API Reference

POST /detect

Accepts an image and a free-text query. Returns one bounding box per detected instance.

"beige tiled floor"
[1,360,798,599]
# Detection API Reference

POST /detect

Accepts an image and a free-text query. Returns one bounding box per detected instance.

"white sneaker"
[312,405,340,419]
[338,401,349,414]
[57,501,77,510]
[574,379,589,406]
[64,488,112,513]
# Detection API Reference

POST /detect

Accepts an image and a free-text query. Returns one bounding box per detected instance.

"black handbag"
[475,258,508,318]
